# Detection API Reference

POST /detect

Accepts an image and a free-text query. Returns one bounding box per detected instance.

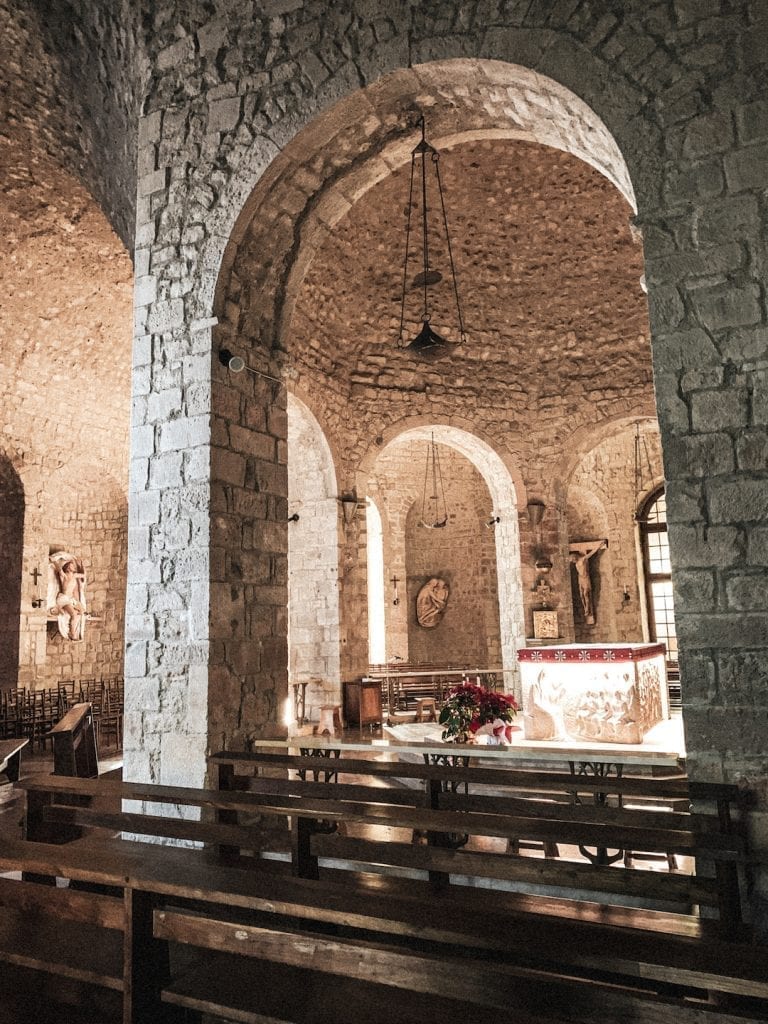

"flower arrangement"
[438,682,519,744]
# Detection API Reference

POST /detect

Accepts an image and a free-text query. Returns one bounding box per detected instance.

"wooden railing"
[0,751,761,1023]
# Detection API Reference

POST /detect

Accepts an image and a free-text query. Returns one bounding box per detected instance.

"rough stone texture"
[370,440,502,669]
[287,393,341,721]
[0,0,139,249]
[0,0,133,691]
[38,476,128,685]
[567,421,664,643]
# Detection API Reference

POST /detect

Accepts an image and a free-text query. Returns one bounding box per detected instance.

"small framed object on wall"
[533,609,559,640]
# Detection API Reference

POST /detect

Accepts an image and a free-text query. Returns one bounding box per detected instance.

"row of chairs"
[0,677,124,752]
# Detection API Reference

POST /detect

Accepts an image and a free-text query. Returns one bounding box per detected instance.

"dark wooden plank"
[0,738,27,783]
[247,776,423,806]
[0,874,124,929]
[209,751,698,799]
[152,909,614,1014]
[0,905,123,990]
[20,775,743,860]
[161,951,552,1024]
[310,834,721,905]
[43,805,286,851]
[439,789,704,831]
[155,911,760,1024]
[123,886,179,1024]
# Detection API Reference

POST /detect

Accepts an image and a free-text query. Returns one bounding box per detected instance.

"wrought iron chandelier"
[397,117,466,361]
[419,433,448,529]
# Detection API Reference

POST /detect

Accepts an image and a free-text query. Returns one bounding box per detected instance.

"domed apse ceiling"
[1,0,133,479]
[287,137,653,447]
[0,122,132,477]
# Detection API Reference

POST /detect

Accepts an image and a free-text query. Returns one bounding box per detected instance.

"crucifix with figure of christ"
[569,539,607,625]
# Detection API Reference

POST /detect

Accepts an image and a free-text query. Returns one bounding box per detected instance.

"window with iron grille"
[637,487,677,669]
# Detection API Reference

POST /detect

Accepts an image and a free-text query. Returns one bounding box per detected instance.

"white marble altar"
[518,643,668,745]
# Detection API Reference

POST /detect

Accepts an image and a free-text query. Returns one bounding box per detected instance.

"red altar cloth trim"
[518,644,666,663]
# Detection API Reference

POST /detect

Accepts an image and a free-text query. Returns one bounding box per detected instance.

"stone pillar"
[338,498,370,683]
[209,356,289,753]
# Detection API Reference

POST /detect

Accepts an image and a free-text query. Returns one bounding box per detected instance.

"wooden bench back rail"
[21,761,746,935]
[0,831,766,1024]
[363,666,502,714]
[2,766,764,1024]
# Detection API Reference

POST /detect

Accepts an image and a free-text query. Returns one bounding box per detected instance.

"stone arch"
[555,414,659,505]
[210,56,645,361]
[362,422,525,698]
[287,393,341,720]
[42,464,128,686]
[365,498,386,665]
[564,418,664,645]
[0,456,24,691]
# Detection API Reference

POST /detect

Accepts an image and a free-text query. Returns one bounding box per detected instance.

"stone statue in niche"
[416,577,449,628]
[569,539,607,625]
[47,551,87,641]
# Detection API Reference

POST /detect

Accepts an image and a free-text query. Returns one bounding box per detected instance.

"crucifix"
[390,576,400,606]
[30,566,44,608]
[569,539,608,625]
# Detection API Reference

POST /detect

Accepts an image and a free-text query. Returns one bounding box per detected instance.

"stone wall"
[0,0,140,250]
[102,0,768,925]
[567,421,664,644]
[1,0,133,689]
[371,440,501,668]
[42,481,128,685]
[287,393,341,720]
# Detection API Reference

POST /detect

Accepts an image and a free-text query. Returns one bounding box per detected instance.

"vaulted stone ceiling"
[287,136,653,479]
[0,0,134,481]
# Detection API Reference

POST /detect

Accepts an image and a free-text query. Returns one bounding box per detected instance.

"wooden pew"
[0,757,763,1024]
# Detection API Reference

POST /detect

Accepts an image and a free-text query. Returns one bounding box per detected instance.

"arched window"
[638,487,677,668]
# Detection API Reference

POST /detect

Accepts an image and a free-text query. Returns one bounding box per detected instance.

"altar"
[518,643,668,746]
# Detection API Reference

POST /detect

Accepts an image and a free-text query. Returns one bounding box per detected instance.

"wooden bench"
[0,756,763,1023]
[365,665,503,717]
[0,737,27,786]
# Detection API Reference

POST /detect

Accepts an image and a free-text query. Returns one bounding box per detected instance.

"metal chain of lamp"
[419,433,448,529]
[398,116,466,361]
[632,421,655,520]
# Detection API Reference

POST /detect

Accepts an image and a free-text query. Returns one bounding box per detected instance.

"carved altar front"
[518,643,668,745]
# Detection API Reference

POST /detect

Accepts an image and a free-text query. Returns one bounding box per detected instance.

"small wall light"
[622,585,632,607]
[219,348,283,384]
[288,512,300,523]
[339,492,359,527]
[485,515,501,528]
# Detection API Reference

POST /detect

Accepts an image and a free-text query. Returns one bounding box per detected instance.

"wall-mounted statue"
[416,577,449,628]
[47,551,87,641]
[569,539,607,625]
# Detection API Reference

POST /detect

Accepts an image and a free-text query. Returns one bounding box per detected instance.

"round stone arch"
[286,392,342,720]
[359,421,526,700]
[560,416,664,645]
[208,55,648,363]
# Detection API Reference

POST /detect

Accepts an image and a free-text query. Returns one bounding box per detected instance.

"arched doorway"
[363,424,525,698]
[287,393,341,722]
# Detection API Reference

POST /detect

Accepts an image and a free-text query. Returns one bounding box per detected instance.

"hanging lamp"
[397,116,466,361]
[632,421,655,520]
[419,433,448,529]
